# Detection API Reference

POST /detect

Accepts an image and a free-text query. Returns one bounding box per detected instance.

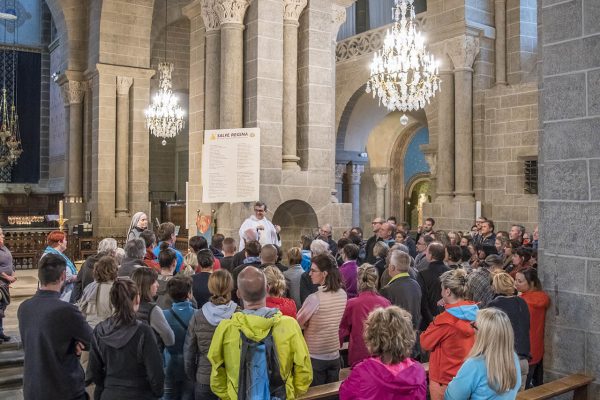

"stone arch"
[404,174,432,227]
[272,200,319,253]
[336,83,367,151]
[45,0,89,72]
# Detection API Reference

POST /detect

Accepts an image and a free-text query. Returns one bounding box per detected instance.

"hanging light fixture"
[366,0,441,125]
[145,0,185,145]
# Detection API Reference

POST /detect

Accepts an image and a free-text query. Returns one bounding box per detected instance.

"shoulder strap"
[169,309,189,331]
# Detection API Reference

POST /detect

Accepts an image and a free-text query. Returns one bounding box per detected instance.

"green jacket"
[208,310,313,399]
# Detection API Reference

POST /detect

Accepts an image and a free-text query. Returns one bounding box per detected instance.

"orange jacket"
[520,290,550,365]
[420,300,477,385]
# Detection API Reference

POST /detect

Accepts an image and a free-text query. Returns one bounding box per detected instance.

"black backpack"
[237,328,286,400]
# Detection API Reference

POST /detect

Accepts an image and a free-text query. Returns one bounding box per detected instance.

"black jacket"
[71,252,104,303]
[416,260,450,331]
[118,257,146,278]
[299,271,318,304]
[88,319,164,400]
[365,235,382,264]
[488,295,531,359]
[18,290,92,400]
[380,275,422,330]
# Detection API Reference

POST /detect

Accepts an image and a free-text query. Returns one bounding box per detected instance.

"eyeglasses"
[254,209,265,213]
[470,321,478,331]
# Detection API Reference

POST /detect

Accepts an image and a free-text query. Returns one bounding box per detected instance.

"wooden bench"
[299,363,429,400]
[516,374,594,400]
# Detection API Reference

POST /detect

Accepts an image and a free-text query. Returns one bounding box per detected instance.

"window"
[524,159,537,194]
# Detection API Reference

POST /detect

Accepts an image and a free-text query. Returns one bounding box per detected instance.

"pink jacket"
[339,357,427,400]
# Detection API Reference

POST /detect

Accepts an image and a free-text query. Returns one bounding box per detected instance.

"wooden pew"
[516,374,594,400]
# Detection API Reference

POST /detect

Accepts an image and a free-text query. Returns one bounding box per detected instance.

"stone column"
[436,63,455,201]
[215,0,251,129]
[350,163,364,226]
[115,76,133,215]
[495,0,507,85]
[335,162,346,203]
[61,79,86,226]
[330,4,347,197]
[448,36,479,202]
[281,0,307,170]
[372,170,389,220]
[202,0,221,130]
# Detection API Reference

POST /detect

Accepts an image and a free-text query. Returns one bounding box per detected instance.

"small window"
[524,159,538,194]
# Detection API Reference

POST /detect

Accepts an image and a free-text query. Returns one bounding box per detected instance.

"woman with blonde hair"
[420,269,478,400]
[445,308,521,399]
[339,263,391,366]
[184,269,238,400]
[264,265,297,318]
[339,306,427,399]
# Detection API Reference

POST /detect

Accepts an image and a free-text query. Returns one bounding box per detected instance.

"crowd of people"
[4,203,549,400]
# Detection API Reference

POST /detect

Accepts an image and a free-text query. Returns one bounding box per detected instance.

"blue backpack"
[238,328,286,400]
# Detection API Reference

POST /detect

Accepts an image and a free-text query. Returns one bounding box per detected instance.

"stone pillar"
[448,36,479,202]
[330,4,347,198]
[335,162,346,203]
[350,163,364,226]
[202,0,221,130]
[494,0,507,85]
[115,76,133,215]
[281,0,307,170]
[373,171,389,220]
[215,0,251,129]
[61,79,86,226]
[436,65,455,201]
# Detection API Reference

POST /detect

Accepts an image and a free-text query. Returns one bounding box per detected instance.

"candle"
[59,200,64,217]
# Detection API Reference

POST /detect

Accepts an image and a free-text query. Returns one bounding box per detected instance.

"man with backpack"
[208,266,312,399]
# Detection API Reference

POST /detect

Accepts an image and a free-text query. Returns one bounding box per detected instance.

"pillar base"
[282,155,300,170]
[453,193,475,202]
[115,209,129,217]
[435,193,454,202]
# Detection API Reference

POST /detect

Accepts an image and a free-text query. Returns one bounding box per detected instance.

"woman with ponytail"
[88,279,165,399]
[420,269,478,400]
[338,263,391,366]
[156,242,177,309]
[445,308,521,399]
[184,269,238,399]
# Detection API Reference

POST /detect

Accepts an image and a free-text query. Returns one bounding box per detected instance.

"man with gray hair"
[318,224,337,255]
[208,266,312,399]
[380,250,422,330]
[118,238,147,277]
[70,238,118,302]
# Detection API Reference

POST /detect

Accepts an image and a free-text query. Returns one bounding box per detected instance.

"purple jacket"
[340,260,358,298]
[339,357,427,400]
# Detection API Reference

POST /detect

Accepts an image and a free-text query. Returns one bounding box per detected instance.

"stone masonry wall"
[539,0,600,394]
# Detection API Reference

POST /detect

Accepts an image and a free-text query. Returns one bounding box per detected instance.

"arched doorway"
[272,200,319,255]
[405,175,432,229]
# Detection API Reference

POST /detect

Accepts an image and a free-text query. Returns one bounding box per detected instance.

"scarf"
[44,246,77,276]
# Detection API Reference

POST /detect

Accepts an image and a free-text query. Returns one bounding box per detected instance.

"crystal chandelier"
[366,0,441,125]
[145,0,185,145]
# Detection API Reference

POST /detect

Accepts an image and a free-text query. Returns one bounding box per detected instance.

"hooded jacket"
[88,319,165,400]
[520,290,550,365]
[339,357,427,400]
[420,300,478,385]
[208,309,312,400]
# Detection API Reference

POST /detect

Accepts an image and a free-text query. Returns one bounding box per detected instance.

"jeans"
[310,357,341,386]
[163,377,194,400]
[194,383,218,400]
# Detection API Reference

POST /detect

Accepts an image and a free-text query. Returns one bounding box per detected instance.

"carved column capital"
[446,35,480,71]
[202,0,221,31]
[331,3,346,41]
[283,0,307,22]
[423,152,437,177]
[116,76,133,96]
[61,80,86,105]
[335,162,347,183]
[214,0,252,25]
[350,163,364,184]
[372,170,389,189]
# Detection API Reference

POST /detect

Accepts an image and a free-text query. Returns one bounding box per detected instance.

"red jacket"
[521,290,550,365]
[420,300,478,385]
[266,296,297,319]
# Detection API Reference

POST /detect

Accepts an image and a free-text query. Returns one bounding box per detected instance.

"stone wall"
[539,0,600,394]
[48,40,66,193]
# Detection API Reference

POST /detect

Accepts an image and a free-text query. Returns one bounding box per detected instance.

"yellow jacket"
[208,310,313,399]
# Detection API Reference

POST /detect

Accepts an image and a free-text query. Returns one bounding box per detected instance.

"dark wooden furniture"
[516,374,594,400]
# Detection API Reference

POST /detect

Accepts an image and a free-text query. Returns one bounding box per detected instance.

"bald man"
[207,267,312,399]
[258,244,287,273]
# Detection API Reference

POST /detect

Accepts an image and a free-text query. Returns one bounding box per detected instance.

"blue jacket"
[153,242,184,273]
[445,354,521,400]
[164,301,195,379]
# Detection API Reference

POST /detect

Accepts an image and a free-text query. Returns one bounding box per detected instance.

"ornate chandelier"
[366,0,441,125]
[145,62,185,145]
[0,87,22,168]
[145,0,185,145]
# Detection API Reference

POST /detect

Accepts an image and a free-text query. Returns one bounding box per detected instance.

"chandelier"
[366,0,441,125]
[145,0,185,145]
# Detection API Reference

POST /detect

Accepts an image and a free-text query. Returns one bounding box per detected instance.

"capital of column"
[202,0,221,31]
[335,162,347,183]
[283,0,307,22]
[372,170,389,189]
[350,164,364,184]
[331,3,347,41]
[423,151,437,177]
[61,80,86,105]
[116,76,133,96]
[446,35,480,71]
[214,0,252,25]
